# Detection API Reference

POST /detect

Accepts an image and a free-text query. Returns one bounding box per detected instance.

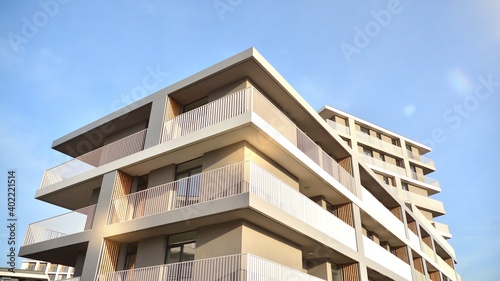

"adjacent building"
[19,48,460,281]
[20,260,75,281]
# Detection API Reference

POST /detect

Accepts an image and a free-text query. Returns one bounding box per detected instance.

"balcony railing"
[356,132,402,155]
[362,236,412,280]
[436,256,456,280]
[361,186,406,238]
[415,270,426,281]
[410,171,440,188]
[398,189,445,214]
[40,129,147,189]
[22,205,96,246]
[98,253,323,281]
[160,87,356,195]
[108,161,357,250]
[326,119,351,135]
[59,277,80,281]
[406,149,435,166]
[408,231,421,251]
[412,207,455,258]
[359,153,407,176]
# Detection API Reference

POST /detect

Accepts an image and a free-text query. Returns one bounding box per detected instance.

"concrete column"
[144,95,168,149]
[79,171,121,281]
[351,204,369,281]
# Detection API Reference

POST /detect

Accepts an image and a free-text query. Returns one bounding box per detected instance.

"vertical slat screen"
[336,203,354,227]
[338,157,353,175]
[341,262,359,281]
[98,239,120,276]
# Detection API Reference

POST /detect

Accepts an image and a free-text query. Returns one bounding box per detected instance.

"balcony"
[397,189,445,216]
[326,119,351,135]
[160,87,355,195]
[356,131,403,155]
[98,253,323,281]
[436,255,456,280]
[40,129,147,189]
[361,186,405,238]
[407,149,436,170]
[414,270,426,281]
[410,171,440,189]
[108,161,357,251]
[362,236,412,280]
[23,205,96,246]
[359,153,406,176]
[432,221,452,239]
[59,278,80,281]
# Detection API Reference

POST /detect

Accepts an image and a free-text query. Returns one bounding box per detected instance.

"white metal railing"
[362,236,412,280]
[160,87,356,196]
[326,119,351,135]
[361,186,406,238]
[98,253,323,281]
[297,130,356,195]
[22,205,96,246]
[356,131,402,155]
[410,171,440,188]
[40,129,147,189]
[108,161,357,250]
[359,153,407,177]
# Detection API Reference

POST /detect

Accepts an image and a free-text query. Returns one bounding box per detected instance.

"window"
[59,265,69,272]
[405,144,412,151]
[38,263,47,271]
[48,264,58,272]
[379,153,385,161]
[383,176,389,185]
[360,126,369,135]
[48,274,56,281]
[396,159,404,168]
[363,147,373,157]
[331,262,343,281]
[27,262,36,270]
[182,97,208,113]
[376,132,382,140]
[391,138,400,146]
[410,165,417,172]
[124,242,138,271]
[402,182,409,191]
[175,158,203,207]
[325,201,338,217]
[165,231,196,264]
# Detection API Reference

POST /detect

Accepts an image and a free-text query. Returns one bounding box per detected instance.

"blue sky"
[0,1,499,279]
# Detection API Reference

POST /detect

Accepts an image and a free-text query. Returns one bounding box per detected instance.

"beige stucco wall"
[208,78,251,102]
[103,120,148,145]
[195,220,243,259]
[135,236,167,268]
[241,221,302,270]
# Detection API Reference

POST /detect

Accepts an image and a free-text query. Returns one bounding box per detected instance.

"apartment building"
[21,259,75,280]
[19,48,460,281]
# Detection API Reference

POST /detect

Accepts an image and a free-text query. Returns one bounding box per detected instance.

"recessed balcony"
[397,189,446,217]
[362,236,412,280]
[406,149,436,171]
[22,205,96,246]
[108,160,357,251]
[39,129,147,189]
[356,131,403,156]
[98,253,323,281]
[326,119,351,135]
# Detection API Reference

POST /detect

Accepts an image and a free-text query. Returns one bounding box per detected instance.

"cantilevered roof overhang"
[52,47,352,160]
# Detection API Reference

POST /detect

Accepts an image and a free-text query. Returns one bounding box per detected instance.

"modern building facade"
[19,48,460,281]
[21,259,75,281]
